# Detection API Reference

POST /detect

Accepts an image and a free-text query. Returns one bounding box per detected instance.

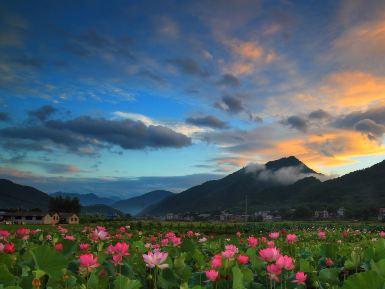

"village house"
[0,211,79,225]
[314,210,329,219]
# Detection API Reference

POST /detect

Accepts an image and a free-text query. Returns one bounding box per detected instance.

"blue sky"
[1,0,385,197]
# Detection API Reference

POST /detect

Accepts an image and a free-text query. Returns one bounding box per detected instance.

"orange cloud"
[332,14,385,72]
[234,42,264,60]
[228,129,385,173]
[321,71,385,109]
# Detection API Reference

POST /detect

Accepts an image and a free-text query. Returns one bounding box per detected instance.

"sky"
[1,0,385,197]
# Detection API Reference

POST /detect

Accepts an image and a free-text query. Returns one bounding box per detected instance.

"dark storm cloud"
[185,115,228,129]
[0,114,191,153]
[334,106,385,140]
[354,119,385,141]
[28,105,57,121]
[214,94,244,114]
[46,116,191,149]
[0,112,10,122]
[308,109,331,120]
[281,115,308,132]
[216,74,240,87]
[167,57,209,77]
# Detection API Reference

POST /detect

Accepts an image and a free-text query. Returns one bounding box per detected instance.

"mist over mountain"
[113,190,174,215]
[142,156,385,215]
[51,192,119,206]
[141,156,322,215]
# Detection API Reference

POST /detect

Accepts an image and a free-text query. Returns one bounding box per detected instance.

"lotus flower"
[259,247,281,262]
[205,269,219,282]
[142,251,169,269]
[292,272,307,285]
[267,264,282,282]
[237,254,249,265]
[79,253,99,273]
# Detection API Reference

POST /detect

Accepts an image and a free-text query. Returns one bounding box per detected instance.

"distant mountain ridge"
[141,156,318,215]
[143,156,385,215]
[51,192,118,206]
[113,190,174,215]
[0,179,50,210]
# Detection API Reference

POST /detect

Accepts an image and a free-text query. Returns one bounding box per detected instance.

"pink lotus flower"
[225,244,238,253]
[267,241,275,248]
[187,230,194,237]
[237,254,249,265]
[64,235,76,241]
[286,234,298,244]
[259,247,281,262]
[91,227,109,241]
[0,230,10,239]
[16,228,30,240]
[236,231,242,238]
[142,251,169,269]
[211,254,222,268]
[161,238,169,246]
[119,226,126,232]
[292,272,307,285]
[107,242,130,257]
[170,237,182,246]
[80,243,90,251]
[165,232,176,239]
[380,231,385,238]
[4,243,15,254]
[112,254,123,266]
[318,231,326,239]
[267,264,282,282]
[205,269,219,282]
[269,232,279,239]
[247,236,258,248]
[276,255,294,270]
[79,253,99,273]
[55,243,63,252]
[58,226,68,234]
[325,258,334,267]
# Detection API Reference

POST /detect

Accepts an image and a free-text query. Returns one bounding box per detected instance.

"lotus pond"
[1,222,385,289]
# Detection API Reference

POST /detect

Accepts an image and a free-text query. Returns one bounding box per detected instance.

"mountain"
[113,190,174,215]
[81,204,124,216]
[141,156,319,215]
[51,192,117,206]
[0,179,51,210]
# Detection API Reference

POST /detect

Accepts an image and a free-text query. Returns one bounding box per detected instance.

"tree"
[49,196,81,214]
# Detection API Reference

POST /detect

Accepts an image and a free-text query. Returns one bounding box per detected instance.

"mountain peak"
[265,156,316,174]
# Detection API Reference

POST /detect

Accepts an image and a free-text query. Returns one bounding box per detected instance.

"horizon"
[1,0,385,197]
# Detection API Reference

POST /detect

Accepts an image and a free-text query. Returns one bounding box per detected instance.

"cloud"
[46,116,192,150]
[28,105,57,121]
[42,163,82,174]
[216,73,240,87]
[185,115,228,129]
[281,115,308,132]
[332,13,385,74]
[157,16,180,38]
[167,57,209,77]
[0,112,10,122]
[320,71,385,109]
[0,112,192,154]
[63,29,134,60]
[333,105,385,140]
[214,94,244,114]
[354,119,385,141]
[308,109,331,120]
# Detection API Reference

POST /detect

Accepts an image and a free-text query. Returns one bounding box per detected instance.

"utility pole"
[245,194,248,223]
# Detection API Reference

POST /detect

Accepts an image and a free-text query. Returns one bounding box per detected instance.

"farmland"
[1,221,385,289]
